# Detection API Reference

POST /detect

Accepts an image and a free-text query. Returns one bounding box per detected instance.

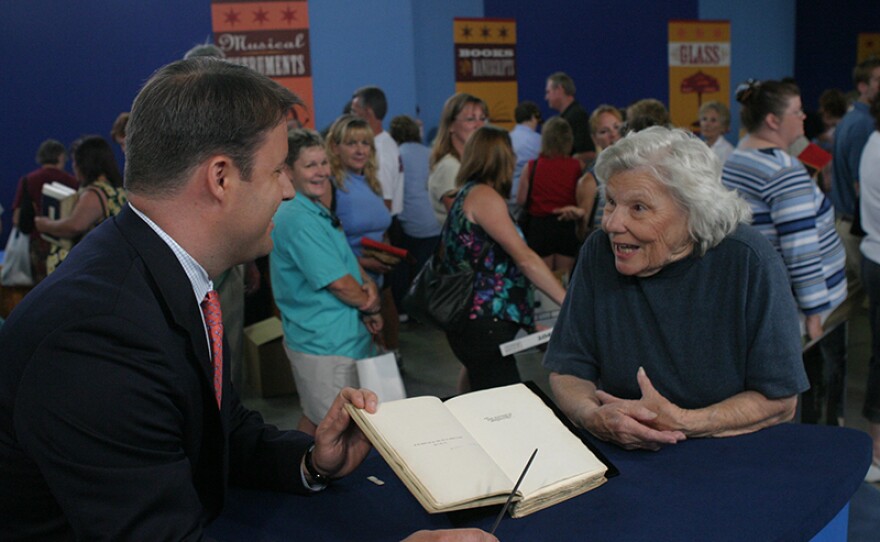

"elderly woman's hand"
[580,400,687,451]
[588,368,688,451]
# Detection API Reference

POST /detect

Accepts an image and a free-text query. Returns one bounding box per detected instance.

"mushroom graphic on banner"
[681,71,720,129]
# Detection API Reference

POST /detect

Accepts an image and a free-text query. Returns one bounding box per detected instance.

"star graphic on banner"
[695,28,705,38]
[224,9,241,26]
[498,26,509,39]
[462,25,472,38]
[281,5,297,24]
[253,7,270,24]
[676,28,687,39]
[481,26,491,38]
[713,27,723,38]
[867,39,876,48]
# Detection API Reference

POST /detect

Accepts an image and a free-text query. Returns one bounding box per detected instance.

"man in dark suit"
[0,58,493,542]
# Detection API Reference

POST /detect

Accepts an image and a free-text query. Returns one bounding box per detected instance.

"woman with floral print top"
[441,126,566,392]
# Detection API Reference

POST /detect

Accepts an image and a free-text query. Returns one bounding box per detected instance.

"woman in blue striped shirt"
[722,79,846,340]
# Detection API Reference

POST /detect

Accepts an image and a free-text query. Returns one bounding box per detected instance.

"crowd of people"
[2,49,880,538]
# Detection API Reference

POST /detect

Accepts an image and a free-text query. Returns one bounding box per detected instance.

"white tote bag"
[1,227,34,287]
[357,352,406,403]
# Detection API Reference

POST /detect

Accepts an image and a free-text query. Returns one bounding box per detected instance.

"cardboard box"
[243,317,297,398]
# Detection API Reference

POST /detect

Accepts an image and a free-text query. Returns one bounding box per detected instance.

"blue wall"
[484,0,699,120]
[795,0,880,111]
[1,0,877,244]
[699,0,796,141]
[0,0,484,243]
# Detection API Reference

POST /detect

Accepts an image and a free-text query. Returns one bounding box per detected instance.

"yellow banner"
[858,33,880,63]
[454,18,517,130]
[668,20,730,133]
[211,0,314,128]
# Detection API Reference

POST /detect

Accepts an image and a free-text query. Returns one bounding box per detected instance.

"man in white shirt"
[509,101,542,213]
[351,86,404,216]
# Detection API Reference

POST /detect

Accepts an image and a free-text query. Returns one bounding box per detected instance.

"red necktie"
[201,290,223,408]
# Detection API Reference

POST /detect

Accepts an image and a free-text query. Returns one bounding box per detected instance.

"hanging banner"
[668,20,730,133]
[211,0,314,128]
[858,33,880,63]
[454,18,517,130]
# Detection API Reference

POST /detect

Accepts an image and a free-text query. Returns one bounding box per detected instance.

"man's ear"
[204,155,234,200]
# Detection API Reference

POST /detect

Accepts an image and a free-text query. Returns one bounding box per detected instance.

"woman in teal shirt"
[270,129,382,434]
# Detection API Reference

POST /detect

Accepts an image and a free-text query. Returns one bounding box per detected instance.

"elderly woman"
[271,129,381,435]
[722,80,846,340]
[699,101,735,163]
[544,127,808,451]
[427,93,488,225]
[35,136,127,274]
[444,126,566,392]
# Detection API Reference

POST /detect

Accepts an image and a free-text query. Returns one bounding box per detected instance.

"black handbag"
[402,238,491,332]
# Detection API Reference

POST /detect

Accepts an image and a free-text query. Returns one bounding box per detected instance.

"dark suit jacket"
[0,205,312,540]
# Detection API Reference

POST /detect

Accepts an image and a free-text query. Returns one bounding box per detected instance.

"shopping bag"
[357,352,406,403]
[1,227,34,286]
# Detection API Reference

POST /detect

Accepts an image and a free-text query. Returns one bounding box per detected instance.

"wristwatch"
[304,444,332,486]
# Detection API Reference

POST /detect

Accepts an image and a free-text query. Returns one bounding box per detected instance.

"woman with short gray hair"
[545,126,808,451]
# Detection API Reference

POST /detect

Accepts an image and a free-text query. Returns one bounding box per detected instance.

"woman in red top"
[516,117,585,275]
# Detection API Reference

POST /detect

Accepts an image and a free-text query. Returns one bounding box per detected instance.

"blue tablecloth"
[209,423,871,541]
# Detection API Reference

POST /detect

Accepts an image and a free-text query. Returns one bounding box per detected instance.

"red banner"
[211,1,314,128]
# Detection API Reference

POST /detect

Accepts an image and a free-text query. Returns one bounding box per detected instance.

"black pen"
[490,448,538,535]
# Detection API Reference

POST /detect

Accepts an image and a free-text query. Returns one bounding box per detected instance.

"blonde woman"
[427,93,488,225]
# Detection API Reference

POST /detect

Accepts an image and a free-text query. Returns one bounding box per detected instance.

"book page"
[357,396,513,508]
[445,384,606,499]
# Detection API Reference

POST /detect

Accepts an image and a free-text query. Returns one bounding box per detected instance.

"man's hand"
[402,529,499,542]
[311,388,378,479]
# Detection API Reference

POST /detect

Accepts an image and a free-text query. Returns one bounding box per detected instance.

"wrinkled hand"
[402,529,499,542]
[586,368,686,451]
[358,280,381,313]
[359,255,392,274]
[312,388,378,478]
[552,205,586,221]
[362,313,383,335]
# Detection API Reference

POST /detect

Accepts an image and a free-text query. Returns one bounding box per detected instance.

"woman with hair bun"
[722,79,846,341]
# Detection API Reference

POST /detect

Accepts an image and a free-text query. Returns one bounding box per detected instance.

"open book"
[346,383,608,518]
[41,182,78,248]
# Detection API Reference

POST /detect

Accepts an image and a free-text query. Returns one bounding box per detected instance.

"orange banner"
[858,33,880,63]
[211,0,314,128]
[454,18,517,130]
[668,20,730,133]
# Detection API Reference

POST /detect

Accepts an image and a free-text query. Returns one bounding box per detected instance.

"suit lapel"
[114,206,229,430]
